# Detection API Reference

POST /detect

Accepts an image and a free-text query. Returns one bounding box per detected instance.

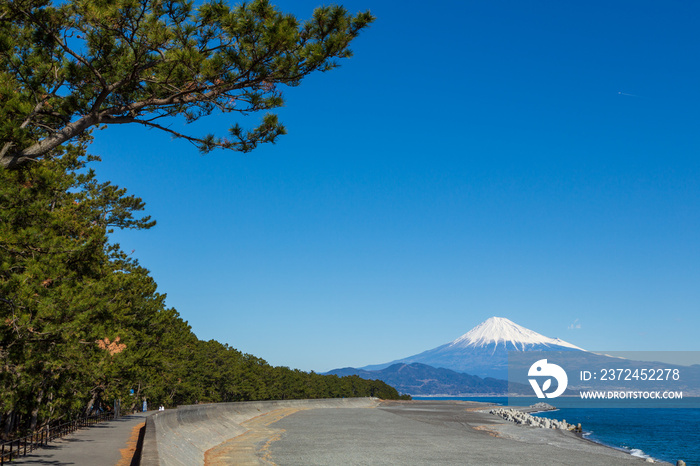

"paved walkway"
[12,411,152,465]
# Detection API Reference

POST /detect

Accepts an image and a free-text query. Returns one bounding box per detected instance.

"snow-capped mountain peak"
[450,316,584,351]
[356,316,585,378]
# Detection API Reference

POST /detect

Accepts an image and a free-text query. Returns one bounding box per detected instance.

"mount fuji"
[327,317,700,396]
[358,316,584,379]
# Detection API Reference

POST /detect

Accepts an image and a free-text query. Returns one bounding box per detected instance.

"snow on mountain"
[329,318,700,395]
[449,317,584,351]
[359,316,585,379]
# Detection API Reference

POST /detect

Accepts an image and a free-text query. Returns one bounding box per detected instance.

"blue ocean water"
[413,396,700,465]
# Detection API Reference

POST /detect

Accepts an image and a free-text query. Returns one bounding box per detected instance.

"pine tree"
[0,141,158,434]
[0,0,374,168]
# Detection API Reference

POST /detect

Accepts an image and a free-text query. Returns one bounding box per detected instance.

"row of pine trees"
[0,143,404,439]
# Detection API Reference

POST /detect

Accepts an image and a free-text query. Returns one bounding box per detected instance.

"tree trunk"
[30,390,44,432]
[85,390,98,416]
[3,410,15,440]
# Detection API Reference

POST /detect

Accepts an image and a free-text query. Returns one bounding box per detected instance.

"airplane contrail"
[618,91,638,97]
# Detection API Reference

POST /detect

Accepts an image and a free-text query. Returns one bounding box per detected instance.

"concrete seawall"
[140,397,379,466]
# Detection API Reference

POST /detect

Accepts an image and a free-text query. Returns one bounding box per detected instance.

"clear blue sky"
[90,0,699,372]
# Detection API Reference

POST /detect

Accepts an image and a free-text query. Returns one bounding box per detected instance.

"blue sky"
[90,0,699,372]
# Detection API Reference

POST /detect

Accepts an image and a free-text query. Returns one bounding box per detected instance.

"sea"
[413,396,700,465]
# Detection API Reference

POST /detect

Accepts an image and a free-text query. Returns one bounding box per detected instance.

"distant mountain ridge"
[326,363,511,396]
[326,317,700,396]
[360,317,584,379]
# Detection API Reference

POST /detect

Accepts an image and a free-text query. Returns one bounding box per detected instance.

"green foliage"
[0,0,374,167]
[0,0,391,440]
[0,149,401,438]
[0,141,160,431]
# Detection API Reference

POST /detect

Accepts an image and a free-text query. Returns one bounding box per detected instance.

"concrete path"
[11,411,151,465]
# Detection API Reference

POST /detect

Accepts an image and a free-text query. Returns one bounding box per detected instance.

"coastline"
[577,430,655,462]
[480,404,667,463]
[527,409,663,463]
[415,395,682,464]
[530,406,684,464]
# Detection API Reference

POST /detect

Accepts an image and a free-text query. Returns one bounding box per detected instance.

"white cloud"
[567,318,581,330]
